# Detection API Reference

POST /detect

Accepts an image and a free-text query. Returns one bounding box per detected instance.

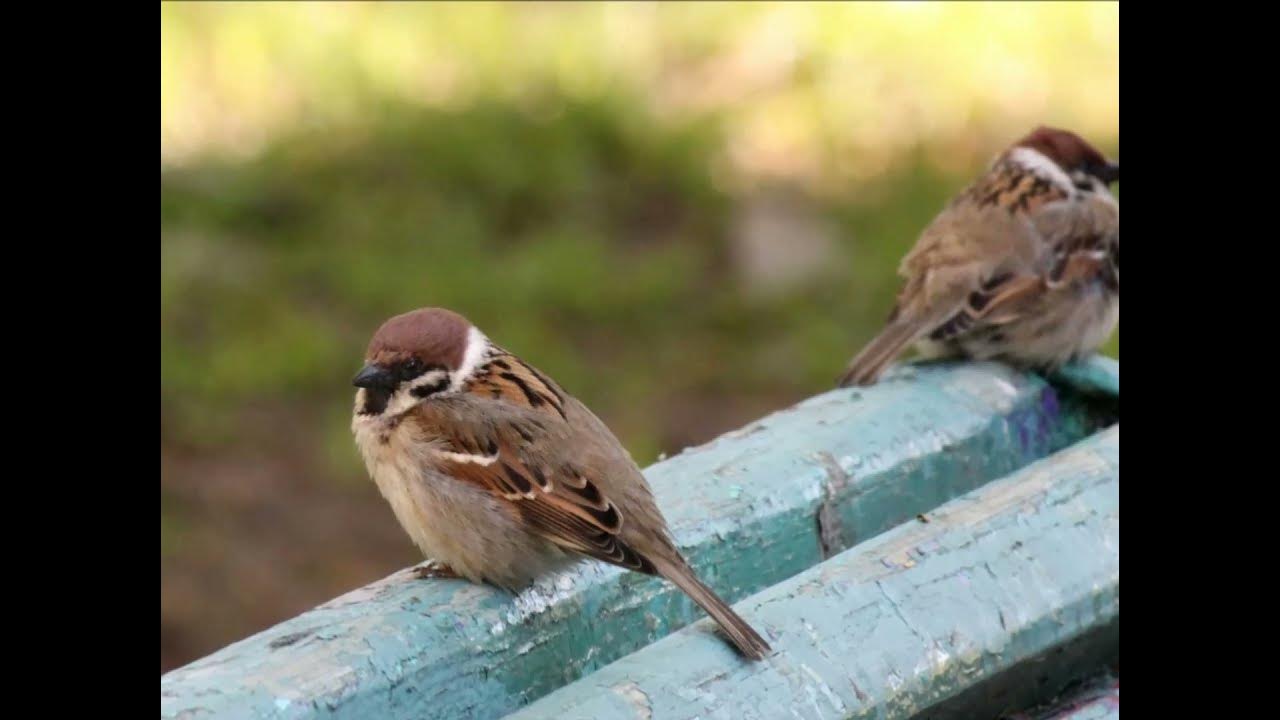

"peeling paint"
[800,663,847,714]
[508,428,1119,720]
[814,451,853,558]
[886,671,905,692]
[160,361,1118,720]
[268,630,315,650]
[612,682,653,720]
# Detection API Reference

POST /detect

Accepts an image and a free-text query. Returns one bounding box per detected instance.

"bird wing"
[839,166,1117,386]
[408,382,658,575]
[923,192,1120,341]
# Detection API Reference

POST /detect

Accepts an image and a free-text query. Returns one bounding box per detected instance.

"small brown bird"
[351,308,770,660]
[838,126,1119,387]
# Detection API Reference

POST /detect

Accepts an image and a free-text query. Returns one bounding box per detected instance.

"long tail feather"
[651,556,771,660]
[837,320,923,387]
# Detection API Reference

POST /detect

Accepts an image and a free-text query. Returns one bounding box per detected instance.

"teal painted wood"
[507,427,1120,720]
[1049,356,1119,399]
[160,361,1118,720]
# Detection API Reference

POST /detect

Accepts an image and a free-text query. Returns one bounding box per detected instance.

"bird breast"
[351,410,571,590]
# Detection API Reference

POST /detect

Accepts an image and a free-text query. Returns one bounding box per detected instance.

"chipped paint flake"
[801,663,847,714]
[612,681,653,720]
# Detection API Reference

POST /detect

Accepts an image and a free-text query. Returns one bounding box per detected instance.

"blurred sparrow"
[351,308,770,660]
[838,126,1119,387]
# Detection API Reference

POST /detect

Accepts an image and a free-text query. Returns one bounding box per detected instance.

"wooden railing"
[160,357,1119,720]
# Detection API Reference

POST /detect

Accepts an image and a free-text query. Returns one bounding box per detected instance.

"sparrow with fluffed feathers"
[351,308,771,660]
[838,126,1119,387]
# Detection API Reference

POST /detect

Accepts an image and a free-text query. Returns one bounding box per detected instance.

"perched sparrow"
[351,308,770,660]
[838,126,1119,387]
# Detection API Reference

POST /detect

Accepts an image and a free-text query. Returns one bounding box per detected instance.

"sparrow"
[838,126,1119,387]
[350,308,771,660]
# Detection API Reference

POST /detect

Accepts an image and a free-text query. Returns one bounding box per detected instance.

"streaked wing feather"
[410,402,656,574]
[909,186,1116,343]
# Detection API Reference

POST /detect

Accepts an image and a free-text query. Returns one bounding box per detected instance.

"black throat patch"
[359,388,391,416]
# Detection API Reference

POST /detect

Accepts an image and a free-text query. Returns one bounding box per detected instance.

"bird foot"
[412,560,460,580]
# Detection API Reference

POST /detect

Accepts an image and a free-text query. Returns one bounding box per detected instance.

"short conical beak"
[352,364,394,389]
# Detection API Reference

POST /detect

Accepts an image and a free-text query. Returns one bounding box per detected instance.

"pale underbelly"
[354,420,573,590]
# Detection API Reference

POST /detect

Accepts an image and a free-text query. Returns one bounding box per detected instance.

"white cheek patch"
[352,388,373,419]
[385,369,450,416]
[385,391,420,418]
[451,326,491,392]
[1008,147,1074,193]
[412,369,449,391]
[1068,173,1116,201]
[1095,181,1119,207]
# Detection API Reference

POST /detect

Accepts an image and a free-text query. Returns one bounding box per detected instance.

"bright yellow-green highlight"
[162,2,1119,183]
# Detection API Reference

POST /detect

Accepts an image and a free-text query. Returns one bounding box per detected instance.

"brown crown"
[365,307,472,369]
[1014,126,1108,172]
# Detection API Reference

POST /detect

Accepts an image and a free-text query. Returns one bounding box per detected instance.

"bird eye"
[401,357,423,379]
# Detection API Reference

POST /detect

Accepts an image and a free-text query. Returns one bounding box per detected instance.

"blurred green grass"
[162,99,1115,461]
[161,2,1117,674]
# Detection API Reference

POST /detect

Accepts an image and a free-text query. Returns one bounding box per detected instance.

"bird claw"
[412,561,460,580]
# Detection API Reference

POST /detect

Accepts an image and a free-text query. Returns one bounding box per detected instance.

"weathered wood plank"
[160,361,1117,720]
[507,427,1119,720]
[1049,355,1119,399]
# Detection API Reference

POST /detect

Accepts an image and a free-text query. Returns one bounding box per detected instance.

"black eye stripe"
[397,360,447,382]
[411,375,450,398]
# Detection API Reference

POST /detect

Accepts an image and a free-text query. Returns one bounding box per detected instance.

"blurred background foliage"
[161,2,1118,673]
